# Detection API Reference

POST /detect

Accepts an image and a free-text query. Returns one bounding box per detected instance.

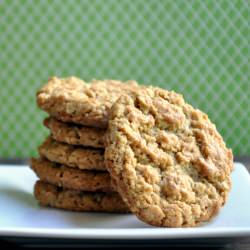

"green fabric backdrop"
[0,0,249,157]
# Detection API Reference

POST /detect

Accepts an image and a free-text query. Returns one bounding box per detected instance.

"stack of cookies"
[31,76,233,227]
[31,77,139,213]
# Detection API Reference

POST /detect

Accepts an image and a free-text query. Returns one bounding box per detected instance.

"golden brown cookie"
[31,158,114,192]
[34,181,130,213]
[37,77,140,128]
[39,136,105,171]
[44,117,105,148]
[105,87,233,227]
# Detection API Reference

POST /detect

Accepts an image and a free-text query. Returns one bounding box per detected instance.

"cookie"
[39,136,105,171]
[105,87,233,227]
[44,117,105,148]
[37,77,140,128]
[31,158,114,192]
[34,181,130,213]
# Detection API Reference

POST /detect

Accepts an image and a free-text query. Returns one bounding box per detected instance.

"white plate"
[0,163,249,240]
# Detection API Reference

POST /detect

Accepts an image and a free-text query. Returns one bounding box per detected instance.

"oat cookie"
[39,136,105,171]
[37,77,139,128]
[31,158,114,192]
[44,117,105,148]
[34,181,130,213]
[105,87,233,227]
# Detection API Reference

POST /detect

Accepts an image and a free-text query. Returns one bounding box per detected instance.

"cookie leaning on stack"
[105,87,233,226]
[31,76,140,213]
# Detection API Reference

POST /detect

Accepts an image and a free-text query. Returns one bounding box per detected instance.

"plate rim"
[0,227,250,239]
[0,163,249,239]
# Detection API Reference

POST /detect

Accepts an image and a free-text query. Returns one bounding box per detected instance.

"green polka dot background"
[0,0,249,158]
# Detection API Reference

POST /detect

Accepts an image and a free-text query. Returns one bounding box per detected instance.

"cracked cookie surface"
[31,158,114,192]
[105,87,233,227]
[37,77,140,128]
[34,181,129,213]
[39,136,105,171]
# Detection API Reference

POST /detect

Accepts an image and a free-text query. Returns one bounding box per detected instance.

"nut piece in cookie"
[105,87,233,227]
